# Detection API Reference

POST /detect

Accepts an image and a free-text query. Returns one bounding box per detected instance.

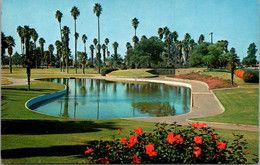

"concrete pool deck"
[2,76,258,132]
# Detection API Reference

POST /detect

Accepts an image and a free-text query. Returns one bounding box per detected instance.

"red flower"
[193,147,201,157]
[85,147,93,154]
[127,135,138,148]
[106,145,112,150]
[120,138,128,144]
[145,144,157,157]
[131,154,141,164]
[159,128,162,131]
[194,136,202,144]
[118,129,121,134]
[213,154,220,159]
[166,132,175,144]
[229,148,233,151]
[217,141,226,149]
[134,127,142,135]
[192,122,207,128]
[166,133,183,144]
[246,150,251,154]
[99,157,109,164]
[174,135,183,144]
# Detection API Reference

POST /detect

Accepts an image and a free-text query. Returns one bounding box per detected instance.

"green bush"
[101,68,118,76]
[243,71,259,83]
[83,123,256,164]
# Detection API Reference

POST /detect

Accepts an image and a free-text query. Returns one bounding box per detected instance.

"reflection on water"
[31,78,191,119]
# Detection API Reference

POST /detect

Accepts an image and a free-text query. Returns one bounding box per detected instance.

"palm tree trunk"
[59,22,62,43]
[60,52,62,72]
[27,67,31,90]
[98,17,100,74]
[9,54,12,73]
[66,48,69,73]
[20,40,23,55]
[74,20,77,74]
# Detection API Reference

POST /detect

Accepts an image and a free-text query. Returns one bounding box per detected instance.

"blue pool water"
[30,78,191,119]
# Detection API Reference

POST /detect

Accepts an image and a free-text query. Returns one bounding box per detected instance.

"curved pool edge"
[25,83,68,116]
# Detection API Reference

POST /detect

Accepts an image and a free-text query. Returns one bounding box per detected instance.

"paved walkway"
[2,76,259,132]
[1,77,29,86]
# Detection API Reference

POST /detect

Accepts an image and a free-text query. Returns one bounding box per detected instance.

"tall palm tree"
[82,34,87,54]
[71,6,80,73]
[48,44,54,68]
[131,17,139,37]
[16,26,25,55]
[105,38,109,57]
[198,34,205,44]
[38,37,45,69]
[93,3,102,74]
[6,36,15,73]
[31,28,38,68]
[23,25,33,90]
[101,44,106,64]
[93,3,102,45]
[74,32,79,70]
[93,38,98,47]
[96,44,101,73]
[182,33,191,65]
[55,40,63,71]
[55,10,63,43]
[89,44,95,65]
[62,26,70,73]
[112,42,119,63]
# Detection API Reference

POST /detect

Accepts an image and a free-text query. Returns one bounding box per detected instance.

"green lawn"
[1,69,259,163]
[193,88,259,126]
[1,67,97,79]
[108,69,156,77]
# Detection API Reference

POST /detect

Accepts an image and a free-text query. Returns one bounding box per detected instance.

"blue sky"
[1,0,259,60]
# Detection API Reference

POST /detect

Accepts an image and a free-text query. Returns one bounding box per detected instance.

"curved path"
[2,76,258,132]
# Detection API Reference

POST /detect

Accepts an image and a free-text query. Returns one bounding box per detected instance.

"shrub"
[235,69,245,79]
[83,123,256,164]
[243,71,259,83]
[101,68,118,76]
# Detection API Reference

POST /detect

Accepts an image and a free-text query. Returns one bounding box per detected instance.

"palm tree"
[158,27,164,40]
[93,38,98,47]
[101,44,106,64]
[112,42,119,63]
[31,28,38,68]
[131,17,139,37]
[71,6,80,73]
[55,40,63,71]
[62,26,70,73]
[198,34,205,44]
[105,38,109,57]
[89,44,95,65]
[6,36,15,73]
[82,34,87,54]
[38,37,45,69]
[93,3,102,45]
[16,26,25,55]
[55,10,63,42]
[182,33,191,65]
[93,3,102,74]
[48,44,54,68]
[23,25,33,90]
[78,51,87,74]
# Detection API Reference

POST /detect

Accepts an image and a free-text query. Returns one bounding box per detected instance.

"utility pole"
[209,32,213,44]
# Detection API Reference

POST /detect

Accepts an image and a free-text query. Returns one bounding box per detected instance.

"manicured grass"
[193,88,259,126]
[1,67,97,79]
[202,69,258,87]
[108,69,156,77]
[1,78,12,85]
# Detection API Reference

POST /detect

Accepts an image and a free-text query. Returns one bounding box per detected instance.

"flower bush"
[174,73,236,89]
[234,69,245,79]
[242,71,259,83]
[84,123,256,164]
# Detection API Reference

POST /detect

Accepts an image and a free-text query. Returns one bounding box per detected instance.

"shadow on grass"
[1,144,87,159]
[2,119,118,135]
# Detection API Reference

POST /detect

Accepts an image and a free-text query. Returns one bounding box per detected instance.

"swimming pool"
[29,78,191,119]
